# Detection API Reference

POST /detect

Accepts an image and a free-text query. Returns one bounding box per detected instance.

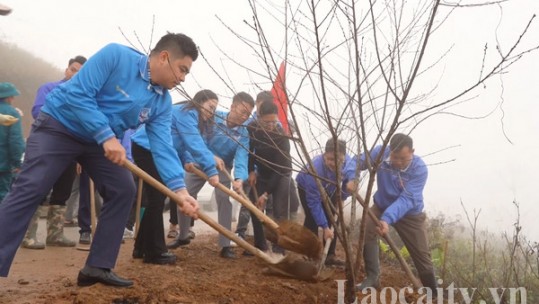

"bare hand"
[346,180,358,193]
[256,193,267,210]
[376,220,389,236]
[232,179,243,193]
[323,227,334,241]
[76,163,82,175]
[102,137,126,165]
[248,172,257,187]
[175,189,199,219]
[213,156,225,171]
[208,175,219,187]
[184,163,195,173]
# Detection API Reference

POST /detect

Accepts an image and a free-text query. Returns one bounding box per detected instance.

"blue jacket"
[132,103,218,178]
[0,101,25,172]
[345,145,428,225]
[31,80,64,119]
[121,129,135,163]
[203,110,250,180]
[41,43,185,191]
[296,154,354,228]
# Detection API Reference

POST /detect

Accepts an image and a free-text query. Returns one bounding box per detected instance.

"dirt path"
[0,206,417,303]
[0,208,343,304]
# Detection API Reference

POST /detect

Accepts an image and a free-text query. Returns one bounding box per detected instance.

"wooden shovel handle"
[220,170,250,202]
[354,192,422,289]
[122,160,275,264]
[191,167,279,231]
[89,179,97,238]
[134,178,143,238]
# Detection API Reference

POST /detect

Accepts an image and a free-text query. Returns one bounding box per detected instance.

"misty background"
[0,0,538,242]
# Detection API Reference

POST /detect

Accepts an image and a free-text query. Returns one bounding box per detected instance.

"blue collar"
[138,55,164,95]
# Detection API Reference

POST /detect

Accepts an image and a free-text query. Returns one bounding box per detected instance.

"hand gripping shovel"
[123,160,320,281]
[354,192,422,289]
[194,167,322,260]
[317,216,337,273]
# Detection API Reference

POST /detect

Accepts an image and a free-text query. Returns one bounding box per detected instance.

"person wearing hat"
[296,138,355,266]
[0,33,200,287]
[0,82,25,203]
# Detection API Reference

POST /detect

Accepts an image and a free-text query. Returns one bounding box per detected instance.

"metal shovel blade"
[199,167,323,260]
[123,161,322,281]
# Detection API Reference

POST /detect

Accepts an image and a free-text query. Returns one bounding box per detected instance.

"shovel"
[194,167,322,260]
[122,160,321,281]
[318,229,333,273]
[134,178,143,238]
[317,214,339,273]
[354,192,422,289]
[89,179,97,238]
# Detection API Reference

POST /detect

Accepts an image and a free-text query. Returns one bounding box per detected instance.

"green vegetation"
[378,201,538,302]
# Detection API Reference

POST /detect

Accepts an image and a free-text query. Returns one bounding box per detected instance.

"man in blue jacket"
[0,82,25,203]
[234,91,273,239]
[296,138,354,266]
[0,33,200,287]
[177,92,254,259]
[346,133,437,296]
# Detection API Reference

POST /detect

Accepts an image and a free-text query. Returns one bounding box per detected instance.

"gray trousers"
[366,204,435,276]
[178,168,233,248]
[64,174,80,222]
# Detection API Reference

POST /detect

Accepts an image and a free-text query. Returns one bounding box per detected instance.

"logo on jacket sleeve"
[139,108,151,123]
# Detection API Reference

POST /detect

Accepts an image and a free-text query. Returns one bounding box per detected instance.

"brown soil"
[0,218,419,304]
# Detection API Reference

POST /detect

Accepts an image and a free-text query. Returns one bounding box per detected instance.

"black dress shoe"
[220,247,237,259]
[143,252,177,265]
[132,249,143,259]
[77,265,133,287]
[166,237,190,249]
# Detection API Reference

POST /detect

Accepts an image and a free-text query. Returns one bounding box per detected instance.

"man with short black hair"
[0,33,200,287]
[296,138,355,266]
[234,91,274,240]
[346,133,437,296]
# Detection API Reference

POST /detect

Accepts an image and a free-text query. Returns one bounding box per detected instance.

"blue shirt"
[121,129,135,162]
[204,110,250,181]
[132,103,218,178]
[31,80,65,119]
[41,43,185,191]
[345,145,428,225]
[296,154,354,228]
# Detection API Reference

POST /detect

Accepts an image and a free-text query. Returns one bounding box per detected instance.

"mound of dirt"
[0,217,419,303]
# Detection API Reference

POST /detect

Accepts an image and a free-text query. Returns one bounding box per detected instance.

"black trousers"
[298,187,337,256]
[45,161,77,206]
[132,142,167,257]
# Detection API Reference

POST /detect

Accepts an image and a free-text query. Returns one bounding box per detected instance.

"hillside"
[0,41,62,137]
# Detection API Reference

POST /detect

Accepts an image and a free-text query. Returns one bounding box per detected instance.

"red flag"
[271,61,289,135]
